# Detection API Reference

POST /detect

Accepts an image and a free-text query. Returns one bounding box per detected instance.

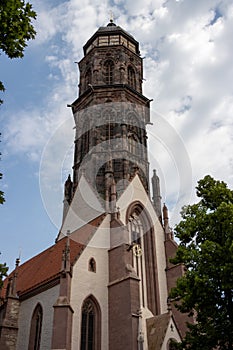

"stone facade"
[0,297,19,350]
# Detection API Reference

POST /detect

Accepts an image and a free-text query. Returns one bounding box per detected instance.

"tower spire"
[163,203,174,240]
[152,169,162,221]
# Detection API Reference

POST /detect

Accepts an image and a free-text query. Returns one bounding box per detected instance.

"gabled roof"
[147,313,171,350]
[1,214,106,299]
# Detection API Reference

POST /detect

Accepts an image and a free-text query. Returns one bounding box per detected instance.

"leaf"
[170,176,233,349]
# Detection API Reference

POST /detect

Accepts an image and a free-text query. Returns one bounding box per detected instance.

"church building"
[0,20,188,350]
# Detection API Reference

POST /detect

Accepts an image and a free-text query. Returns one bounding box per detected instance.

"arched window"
[28,303,43,350]
[80,297,101,350]
[85,69,92,90]
[88,258,96,272]
[128,211,143,244]
[104,60,114,85]
[128,66,136,89]
[127,203,160,315]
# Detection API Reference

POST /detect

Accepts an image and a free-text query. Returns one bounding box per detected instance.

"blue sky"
[1,0,233,271]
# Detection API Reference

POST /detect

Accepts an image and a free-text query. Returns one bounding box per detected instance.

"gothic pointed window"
[80,296,101,350]
[128,66,136,89]
[128,211,143,244]
[104,60,114,85]
[28,303,43,350]
[88,258,96,272]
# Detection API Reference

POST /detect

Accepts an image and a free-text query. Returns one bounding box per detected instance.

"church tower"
[0,20,187,350]
[59,20,183,349]
[65,19,151,206]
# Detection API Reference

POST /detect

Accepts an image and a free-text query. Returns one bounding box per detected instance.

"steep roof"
[1,238,83,299]
[1,214,105,299]
[147,313,171,350]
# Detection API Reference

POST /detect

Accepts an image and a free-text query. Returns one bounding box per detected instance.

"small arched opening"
[28,303,43,350]
[88,258,96,272]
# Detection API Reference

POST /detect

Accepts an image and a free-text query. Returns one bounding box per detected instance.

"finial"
[62,236,70,272]
[16,249,21,267]
[117,206,120,219]
[107,10,116,26]
[15,257,20,268]
[109,10,114,23]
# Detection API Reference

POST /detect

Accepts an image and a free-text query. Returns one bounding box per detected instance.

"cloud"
[2,0,233,229]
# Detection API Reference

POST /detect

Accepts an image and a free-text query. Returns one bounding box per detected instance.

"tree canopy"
[170,175,233,350]
[0,0,36,103]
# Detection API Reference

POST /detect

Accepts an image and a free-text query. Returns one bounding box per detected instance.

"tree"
[0,262,8,290]
[0,0,36,103]
[170,175,233,350]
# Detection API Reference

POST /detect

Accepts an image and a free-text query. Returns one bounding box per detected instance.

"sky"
[0,0,233,271]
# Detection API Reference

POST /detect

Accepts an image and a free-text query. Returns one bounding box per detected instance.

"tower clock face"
[132,243,142,257]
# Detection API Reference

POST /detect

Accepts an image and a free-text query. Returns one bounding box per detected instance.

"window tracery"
[127,203,159,314]
[80,297,101,350]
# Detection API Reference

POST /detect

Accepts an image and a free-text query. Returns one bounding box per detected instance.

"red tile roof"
[1,214,106,299]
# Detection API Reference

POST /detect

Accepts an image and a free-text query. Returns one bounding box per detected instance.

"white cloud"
[2,0,233,230]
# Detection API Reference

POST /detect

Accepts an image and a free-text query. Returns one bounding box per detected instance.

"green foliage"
[0,0,36,58]
[170,175,233,350]
[0,262,8,289]
[0,0,36,103]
